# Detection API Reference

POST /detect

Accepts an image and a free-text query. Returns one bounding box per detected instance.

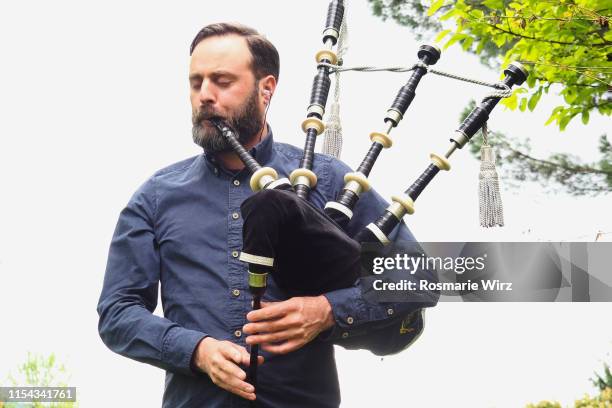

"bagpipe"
[211,0,529,390]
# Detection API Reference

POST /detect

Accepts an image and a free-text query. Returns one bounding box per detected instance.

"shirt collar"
[204,124,275,174]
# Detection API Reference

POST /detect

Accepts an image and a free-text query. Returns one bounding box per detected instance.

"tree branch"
[499,140,612,175]
[484,22,611,47]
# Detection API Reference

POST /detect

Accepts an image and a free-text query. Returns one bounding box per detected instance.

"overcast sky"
[0,0,610,407]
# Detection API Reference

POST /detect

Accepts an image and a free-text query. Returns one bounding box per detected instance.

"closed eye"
[215,78,233,87]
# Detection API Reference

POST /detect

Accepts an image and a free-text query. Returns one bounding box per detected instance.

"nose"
[198,79,216,105]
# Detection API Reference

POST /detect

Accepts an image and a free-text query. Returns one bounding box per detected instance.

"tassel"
[322,102,343,158]
[322,10,348,158]
[479,123,504,227]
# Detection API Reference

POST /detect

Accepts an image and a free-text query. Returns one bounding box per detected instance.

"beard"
[191,86,263,153]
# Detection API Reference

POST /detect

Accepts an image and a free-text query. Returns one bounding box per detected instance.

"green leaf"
[519,97,528,111]
[471,9,484,19]
[461,36,474,50]
[526,72,537,88]
[545,107,563,126]
[475,39,485,54]
[439,8,457,21]
[527,90,541,111]
[444,33,467,49]
[563,89,577,104]
[428,0,445,16]
[435,29,452,42]
[551,106,564,115]
[535,2,549,13]
[483,0,504,9]
[492,34,506,47]
[559,114,572,131]
[501,92,518,110]
[581,110,590,125]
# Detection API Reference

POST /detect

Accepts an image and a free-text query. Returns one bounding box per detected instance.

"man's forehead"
[189,34,252,74]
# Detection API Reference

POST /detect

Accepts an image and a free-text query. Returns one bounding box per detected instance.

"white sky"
[0,0,610,407]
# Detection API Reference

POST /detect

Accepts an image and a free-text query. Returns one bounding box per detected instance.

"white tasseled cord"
[322,0,348,158]
[479,122,505,227]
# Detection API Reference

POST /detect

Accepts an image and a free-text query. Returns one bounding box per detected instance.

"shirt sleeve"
[97,177,207,376]
[320,158,439,344]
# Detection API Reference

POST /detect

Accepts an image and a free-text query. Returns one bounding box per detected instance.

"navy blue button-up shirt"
[98,128,427,407]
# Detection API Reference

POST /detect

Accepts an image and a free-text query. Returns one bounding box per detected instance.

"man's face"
[189,34,264,152]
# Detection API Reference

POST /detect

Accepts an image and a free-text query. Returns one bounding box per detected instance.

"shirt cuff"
[162,326,208,376]
[322,286,367,341]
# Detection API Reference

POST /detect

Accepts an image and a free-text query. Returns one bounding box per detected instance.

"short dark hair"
[190,22,279,82]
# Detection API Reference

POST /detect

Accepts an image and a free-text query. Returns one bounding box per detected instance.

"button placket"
[227,178,247,332]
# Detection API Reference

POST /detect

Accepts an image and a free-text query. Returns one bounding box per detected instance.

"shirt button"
[233,179,240,186]
[231,250,239,258]
[234,330,242,338]
[346,317,354,325]
[232,212,240,220]
[387,308,394,316]
[341,332,349,339]
[232,289,240,297]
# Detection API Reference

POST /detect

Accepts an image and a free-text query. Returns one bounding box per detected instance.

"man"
[98,23,437,408]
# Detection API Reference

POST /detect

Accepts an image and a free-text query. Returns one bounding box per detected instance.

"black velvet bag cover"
[240,189,361,296]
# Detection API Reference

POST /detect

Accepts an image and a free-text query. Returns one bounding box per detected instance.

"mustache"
[192,107,226,125]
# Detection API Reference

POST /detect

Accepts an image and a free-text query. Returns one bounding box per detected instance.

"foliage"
[461,100,612,194]
[3,353,77,408]
[592,364,612,391]
[369,0,516,65]
[368,0,611,131]
[525,365,612,407]
[525,387,612,407]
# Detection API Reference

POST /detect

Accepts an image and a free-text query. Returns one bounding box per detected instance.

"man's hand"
[243,295,335,355]
[192,337,263,401]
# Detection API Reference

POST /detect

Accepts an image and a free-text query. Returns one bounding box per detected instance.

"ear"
[258,75,277,106]
[262,89,271,105]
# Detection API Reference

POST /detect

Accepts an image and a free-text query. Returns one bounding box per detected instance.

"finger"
[246,328,300,345]
[210,368,255,401]
[221,342,246,365]
[221,377,256,401]
[251,300,277,310]
[219,364,257,398]
[247,301,289,322]
[243,315,296,335]
[262,339,302,354]
[218,355,247,378]
[228,343,252,365]
[239,350,266,367]
[226,343,263,367]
